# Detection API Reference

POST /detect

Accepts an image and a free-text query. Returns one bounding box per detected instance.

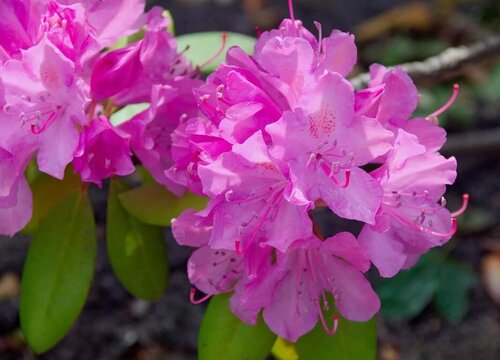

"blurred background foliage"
[1,0,499,359]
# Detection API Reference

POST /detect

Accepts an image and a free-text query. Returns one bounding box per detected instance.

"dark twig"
[351,35,500,89]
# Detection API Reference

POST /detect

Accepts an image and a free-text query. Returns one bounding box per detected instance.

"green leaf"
[109,103,149,127]
[199,293,276,360]
[23,169,82,233]
[20,191,96,354]
[296,316,377,360]
[107,180,168,300]
[376,252,441,320]
[433,260,477,323]
[176,32,256,73]
[118,182,208,226]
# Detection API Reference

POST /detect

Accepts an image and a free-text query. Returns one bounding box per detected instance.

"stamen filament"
[288,0,295,22]
[190,288,212,304]
[426,84,459,119]
[450,194,469,217]
[200,33,227,69]
[315,299,339,336]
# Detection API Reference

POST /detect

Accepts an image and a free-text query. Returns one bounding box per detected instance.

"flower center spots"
[308,107,335,139]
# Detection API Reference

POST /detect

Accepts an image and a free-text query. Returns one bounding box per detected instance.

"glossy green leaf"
[199,293,276,360]
[296,316,377,360]
[109,103,149,126]
[376,252,441,320]
[118,182,208,226]
[107,180,168,300]
[23,169,81,233]
[433,260,477,323]
[176,32,256,73]
[20,191,96,354]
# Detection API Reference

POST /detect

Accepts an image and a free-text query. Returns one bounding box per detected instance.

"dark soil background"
[1,0,499,359]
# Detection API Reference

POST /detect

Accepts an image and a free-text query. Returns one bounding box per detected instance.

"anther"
[235,239,251,256]
[339,170,351,188]
[306,153,317,167]
[189,288,212,305]
[450,194,469,217]
[426,84,459,120]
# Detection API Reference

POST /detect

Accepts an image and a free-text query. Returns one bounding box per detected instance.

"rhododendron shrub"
[0,0,467,357]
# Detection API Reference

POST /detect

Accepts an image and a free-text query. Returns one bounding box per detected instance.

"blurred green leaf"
[109,103,149,127]
[20,191,96,354]
[176,32,256,73]
[364,36,446,66]
[199,293,276,360]
[296,316,377,360]
[476,61,500,102]
[107,180,168,300]
[118,182,208,226]
[376,252,441,321]
[433,260,477,323]
[377,251,476,322]
[460,207,495,234]
[23,169,82,234]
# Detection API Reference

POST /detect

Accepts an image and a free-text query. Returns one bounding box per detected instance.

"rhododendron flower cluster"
[0,0,467,344]
[170,11,467,341]
[0,0,198,235]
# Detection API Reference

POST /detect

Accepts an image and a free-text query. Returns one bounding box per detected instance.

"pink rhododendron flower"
[266,72,393,223]
[72,116,134,185]
[171,0,466,342]
[260,234,379,341]
[198,131,312,252]
[1,38,86,179]
[358,130,458,277]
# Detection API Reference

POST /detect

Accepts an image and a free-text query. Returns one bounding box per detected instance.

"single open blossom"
[260,234,379,341]
[358,130,458,277]
[266,71,393,224]
[198,131,312,253]
[72,116,134,185]
[355,64,449,152]
[1,37,86,179]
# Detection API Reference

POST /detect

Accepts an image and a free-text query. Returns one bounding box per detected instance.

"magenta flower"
[1,38,86,179]
[198,131,312,252]
[358,130,459,277]
[91,6,191,105]
[120,78,203,195]
[72,116,134,186]
[166,116,231,195]
[266,72,393,223]
[260,234,379,341]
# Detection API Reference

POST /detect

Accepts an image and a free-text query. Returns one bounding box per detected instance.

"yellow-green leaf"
[107,180,168,300]
[118,182,208,226]
[23,169,81,233]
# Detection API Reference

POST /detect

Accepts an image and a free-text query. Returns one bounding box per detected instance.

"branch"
[350,35,500,89]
